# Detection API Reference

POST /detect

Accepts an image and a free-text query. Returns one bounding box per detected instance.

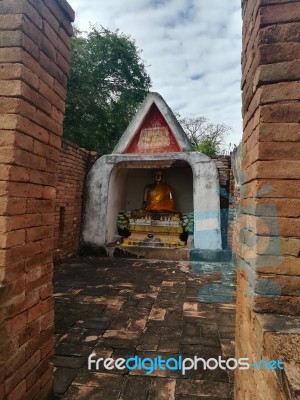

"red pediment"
[125,104,181,154]
[112,92,193,154]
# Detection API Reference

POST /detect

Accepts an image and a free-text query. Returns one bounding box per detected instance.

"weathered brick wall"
[235,0,300,398]
[0,1,74,399]
[54,139,98,261]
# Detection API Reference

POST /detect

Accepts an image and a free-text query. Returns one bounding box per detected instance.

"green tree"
[178,116,232,156]
[63,25,151,153]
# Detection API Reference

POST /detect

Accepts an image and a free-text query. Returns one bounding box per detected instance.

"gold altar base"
[123,225,185,248]
[122,234,185,248]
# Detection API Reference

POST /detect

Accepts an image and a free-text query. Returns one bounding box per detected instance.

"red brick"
[0,30,22,48]
[6,379,26,400]
[25,328,52,359]
[35,108,62,136]
[0,114,49,144]
[26,272,52,294]
[254,61,300,87]
[29,169,55,186]
[0,229,25,248]
[55,32,71,63]
[259,42,300,64]
[25,251,52,270]
[40,363,53,387]
[260,102,300,123]
[53,78,67,100]
[5,351,40,395]
[40,310,54,332]
[40,335,54,358]
[19,320,41,347]
[42,186,56,200]
[26,199,54,214]
[0,14,23,31]
[22,32,40,60]
[18,13,42,48]
[0,276,24,304]
[27,302,41,323]
[9,241,41,264]
[26,226,54,242]
[0,182,44,199]
[6,291,39,319]
[40,237,55,252]
[32,140,59,161]
[0,0,42,29]
[46,158,58,173]
[39,51,67,87]
[22,379,40,400]
[51,105,64,124]
[245,179,300,199]
[9,214,42,230]
[39,284,53,301]
[5,349,26,378]
[0,46,55,91]
[58,25,72,50]
[0,336,19,365]
[246,160,300,180]
[40,33,56,62]
[258,21,300,45]
[260,3,300,26]
[21,81,52,115]
[56,51,69,76]
[38,377,53,400]
[0,79,22,96]
[38,80,65,111]
[41,4,59,32]
[2,260,25,282]
[242,142,300,168]
[7,312,27,335]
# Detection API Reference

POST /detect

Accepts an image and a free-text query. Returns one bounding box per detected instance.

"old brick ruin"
[0,1,74,399]
[0,0,299,399]
[54,139,98,261]
[234,0,300,399]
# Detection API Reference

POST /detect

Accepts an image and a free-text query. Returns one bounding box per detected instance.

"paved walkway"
[53,257,236,400]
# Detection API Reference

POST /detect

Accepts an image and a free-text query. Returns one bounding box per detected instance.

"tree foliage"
[178,116,232,156]
[63,25,151,153]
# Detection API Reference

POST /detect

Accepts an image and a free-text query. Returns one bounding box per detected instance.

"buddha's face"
[154,171,162,183]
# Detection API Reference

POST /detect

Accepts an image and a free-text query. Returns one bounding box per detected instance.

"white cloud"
[68,0,243,148]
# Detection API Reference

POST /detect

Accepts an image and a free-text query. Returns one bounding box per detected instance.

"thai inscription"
[137,127,170,150]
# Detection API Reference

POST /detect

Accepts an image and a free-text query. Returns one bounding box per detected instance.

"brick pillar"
[235,1,300,399]
[0,1,74,399]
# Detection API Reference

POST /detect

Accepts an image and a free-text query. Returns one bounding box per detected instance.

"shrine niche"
[82,92,222,259]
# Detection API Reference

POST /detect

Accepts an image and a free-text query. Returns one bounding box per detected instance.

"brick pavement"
[53,257,236,400]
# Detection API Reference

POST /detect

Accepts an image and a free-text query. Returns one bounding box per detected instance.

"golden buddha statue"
[142,170,175,212]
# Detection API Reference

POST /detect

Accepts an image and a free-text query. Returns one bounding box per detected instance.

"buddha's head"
[153,170,163,183]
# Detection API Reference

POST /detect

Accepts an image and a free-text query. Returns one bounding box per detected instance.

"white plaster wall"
[106,167,128,243]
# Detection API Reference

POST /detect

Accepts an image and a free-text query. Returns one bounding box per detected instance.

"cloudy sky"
[68,0,243,149]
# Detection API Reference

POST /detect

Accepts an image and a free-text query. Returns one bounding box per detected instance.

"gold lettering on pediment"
[137,127,170,149]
